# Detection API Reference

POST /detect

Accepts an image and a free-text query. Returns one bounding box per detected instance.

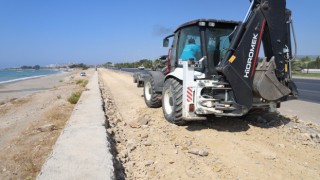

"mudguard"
[165,68,183,81]
[145,71,166,93]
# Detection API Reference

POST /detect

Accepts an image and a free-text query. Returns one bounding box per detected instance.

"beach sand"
[0,72,72,103]
[0,69,93,179]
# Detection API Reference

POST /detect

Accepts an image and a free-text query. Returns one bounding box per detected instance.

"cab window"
[177,26,202,62]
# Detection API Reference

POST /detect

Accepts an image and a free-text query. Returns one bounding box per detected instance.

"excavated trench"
[99,78,126,179]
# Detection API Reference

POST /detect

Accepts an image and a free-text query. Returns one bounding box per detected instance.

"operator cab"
[163,19,240,78]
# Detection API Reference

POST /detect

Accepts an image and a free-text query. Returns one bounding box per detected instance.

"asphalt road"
[117,68,320,104]
[293,78,320,104]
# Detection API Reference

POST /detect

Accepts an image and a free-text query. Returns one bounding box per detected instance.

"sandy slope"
[99,69,320,180]
[0,72,72,103]
[0,69,92,179]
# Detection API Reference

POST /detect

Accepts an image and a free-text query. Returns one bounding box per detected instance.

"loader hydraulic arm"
[217,0,297,111]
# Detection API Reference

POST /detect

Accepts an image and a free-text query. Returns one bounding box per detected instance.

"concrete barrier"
[37,71,114,180]
[301,69,320,73]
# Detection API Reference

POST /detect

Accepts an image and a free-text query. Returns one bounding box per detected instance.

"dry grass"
[0,101,75,179]
[0,127,10,137]
[293,73,320,78]
[9,98,17,102]
[0,70,88,179]
[10,97,31,105]
[44,104,74,128]
[0,97,32,117]
[66,77,89,104]
[76,79,89,87]
[0,106,9,115]
[0,98,32,116]
[68,91,83,104]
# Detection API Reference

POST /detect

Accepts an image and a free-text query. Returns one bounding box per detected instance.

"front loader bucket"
[253,57,291,101]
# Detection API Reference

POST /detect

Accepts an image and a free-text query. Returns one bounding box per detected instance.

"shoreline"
[0,69,66,85]
[0,71,76,103]
[0,75,48,85]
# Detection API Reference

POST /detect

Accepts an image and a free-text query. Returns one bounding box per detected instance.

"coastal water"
[0,69,61,84]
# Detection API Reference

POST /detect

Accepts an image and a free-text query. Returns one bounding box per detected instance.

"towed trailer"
[133,55,168,87]
[133,71,149,87]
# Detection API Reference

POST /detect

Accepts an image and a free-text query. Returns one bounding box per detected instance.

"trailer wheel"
[133,75,137,83]
[144,76,162,108]
[136,74,143,87]
[162,78,186,125]
[133,73,138,83]
[137,81,142,87]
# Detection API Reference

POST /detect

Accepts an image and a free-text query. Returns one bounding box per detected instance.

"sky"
[0,0,319,68]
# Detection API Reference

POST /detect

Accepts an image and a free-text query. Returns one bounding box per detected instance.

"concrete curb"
[37,71,114,180]
[278,99,320,125]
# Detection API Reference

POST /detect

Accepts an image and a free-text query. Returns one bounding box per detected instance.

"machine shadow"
[185,110,292,133]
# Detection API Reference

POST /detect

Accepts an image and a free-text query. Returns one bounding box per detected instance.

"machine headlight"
[208,22,215,27]
[198,22,206,26]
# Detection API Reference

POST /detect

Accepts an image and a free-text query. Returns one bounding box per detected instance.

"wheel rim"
[144,82,152,101]
[163,88,173,115]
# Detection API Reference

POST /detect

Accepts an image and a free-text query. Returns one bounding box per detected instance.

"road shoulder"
[278,99,320,125]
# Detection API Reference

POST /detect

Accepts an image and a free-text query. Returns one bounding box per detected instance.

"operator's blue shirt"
[180,44,201,61]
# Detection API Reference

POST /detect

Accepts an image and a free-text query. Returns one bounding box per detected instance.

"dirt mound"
[99,69,320,179]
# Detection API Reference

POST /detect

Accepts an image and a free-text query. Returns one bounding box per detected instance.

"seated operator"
[179,38,201,61]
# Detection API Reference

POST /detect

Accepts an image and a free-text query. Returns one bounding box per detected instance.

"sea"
[0,69,62,84]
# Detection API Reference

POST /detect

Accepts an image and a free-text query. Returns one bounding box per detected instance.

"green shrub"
[76,79,88,87]
[81,80,88,87]
[76,79,83,85]
[68,91,82,104]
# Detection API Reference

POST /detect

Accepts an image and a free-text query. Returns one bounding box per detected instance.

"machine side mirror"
[163,38,169,47]
[159,55,167,60]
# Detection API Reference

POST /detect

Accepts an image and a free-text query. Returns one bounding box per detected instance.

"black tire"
[162,78,186,125]
[137,75,143,87]
[137,81,141,87]
[133,73,137,83]
[138,81,144,87]
[144,77,162,108]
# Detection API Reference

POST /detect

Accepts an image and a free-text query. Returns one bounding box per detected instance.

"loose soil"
[0,70,92,179]
[99,69,320,180]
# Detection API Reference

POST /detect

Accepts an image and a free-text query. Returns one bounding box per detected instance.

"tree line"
[69,63,89,70]
[101,56,320,73]
[102,59,154,69]
[20,65,40,70]
[292,56,320,72]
